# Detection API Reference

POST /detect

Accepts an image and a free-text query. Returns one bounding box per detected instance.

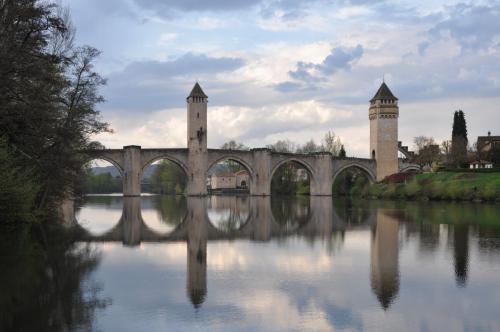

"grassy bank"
[367,172,500,202]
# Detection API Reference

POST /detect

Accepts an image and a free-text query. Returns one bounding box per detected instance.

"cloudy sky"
[62,0,500,157]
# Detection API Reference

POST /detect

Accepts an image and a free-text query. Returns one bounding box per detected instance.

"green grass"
[367,172,500,202]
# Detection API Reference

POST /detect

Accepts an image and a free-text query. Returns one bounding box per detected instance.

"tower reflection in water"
[186,198,208,308]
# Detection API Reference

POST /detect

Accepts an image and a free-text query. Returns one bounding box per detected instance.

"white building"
[209,170,249,190]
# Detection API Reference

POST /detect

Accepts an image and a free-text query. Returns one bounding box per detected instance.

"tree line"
[410,110,500,169]
[1,1,109,224]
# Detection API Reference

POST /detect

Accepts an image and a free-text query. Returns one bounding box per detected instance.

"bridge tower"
[187,82,208,195]
[369,82,399,181]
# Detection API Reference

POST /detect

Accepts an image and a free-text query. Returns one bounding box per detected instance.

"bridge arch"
[207,155,256,178]
[332,162,376,185]
[207,154,255,194]
[83,155,124,177]
[141,154,190,177]
[400,164,421,173]
[270,157,316,195]
[271,157,315,181]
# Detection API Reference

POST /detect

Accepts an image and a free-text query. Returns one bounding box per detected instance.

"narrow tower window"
[372,150,376,160]
[197,112,199,118]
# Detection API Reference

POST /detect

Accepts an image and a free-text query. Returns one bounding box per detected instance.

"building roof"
[470,160,493,164]
[234,170,249,175]
[370,82,398,102]
[477,135,500,143]
[187,82,207,99]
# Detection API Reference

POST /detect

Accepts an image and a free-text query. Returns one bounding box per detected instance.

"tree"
[339,145,346,157]
[322,131,343,156]
[297,139,321,154]
[149,160,187,194]
[266,139,297,153]
[0,138,38,224]
[413,136,440,168]
[220,141,248,173]
[440,140,452,163]
[0,1,109,217]
[451,110,468,167]
[220,140,248,150]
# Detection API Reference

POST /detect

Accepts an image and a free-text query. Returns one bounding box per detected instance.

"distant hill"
[90,164,158,179]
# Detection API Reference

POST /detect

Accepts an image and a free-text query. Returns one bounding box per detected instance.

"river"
[3,195,500,331]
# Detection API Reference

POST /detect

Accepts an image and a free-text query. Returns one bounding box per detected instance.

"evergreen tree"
[339,145,346,157]
[451,110,468,167]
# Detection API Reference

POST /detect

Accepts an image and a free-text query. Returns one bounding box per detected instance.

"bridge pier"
[123,145,142,197]
[310,154,334,196]
[122,196,142,246]
[250,196,272,241]
[307,197,334,236]
[250,149,272,196]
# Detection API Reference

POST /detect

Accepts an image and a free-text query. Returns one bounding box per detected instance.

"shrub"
[482,183,499,201]
[404,181,421,199]
[383,172,418,184]
[382,184,398,199]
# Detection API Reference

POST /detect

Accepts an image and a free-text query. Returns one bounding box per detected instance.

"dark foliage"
[451,110,468,167]
[0,0,109,222]
[383,172,418,184]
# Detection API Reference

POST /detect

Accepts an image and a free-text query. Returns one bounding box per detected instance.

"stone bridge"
[86,147,376,196]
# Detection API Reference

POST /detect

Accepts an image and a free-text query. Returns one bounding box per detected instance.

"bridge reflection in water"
[71,196,402,310]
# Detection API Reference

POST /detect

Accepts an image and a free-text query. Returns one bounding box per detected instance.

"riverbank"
[366,172,500,202]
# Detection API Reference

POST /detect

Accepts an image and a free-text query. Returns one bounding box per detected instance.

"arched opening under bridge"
[141,157,188,195]
[141,157,189,233]
[332,165,375,196]
[76,159,123,235]
[207,157,252,195]
[271,159,313,196]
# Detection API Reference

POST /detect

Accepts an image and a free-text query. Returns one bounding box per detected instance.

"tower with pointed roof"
[187,82,208,195]
[369,82,399,180]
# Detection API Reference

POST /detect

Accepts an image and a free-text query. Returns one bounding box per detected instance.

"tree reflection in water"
[0,226,109,332]
[451,224,469,287]
[152,195,187,227]
[271,196,311,229]
[207,196,250,232]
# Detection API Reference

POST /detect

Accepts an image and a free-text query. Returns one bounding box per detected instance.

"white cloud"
[333,5,373,19]
[198,17,225,29]
[157,32,177,46]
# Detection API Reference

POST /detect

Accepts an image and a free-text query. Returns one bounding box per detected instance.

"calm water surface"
[8,195,500,331]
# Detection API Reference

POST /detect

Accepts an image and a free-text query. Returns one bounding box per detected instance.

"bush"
[383,172,418,184]
[482,183,499,201]
[404,181,420,199]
